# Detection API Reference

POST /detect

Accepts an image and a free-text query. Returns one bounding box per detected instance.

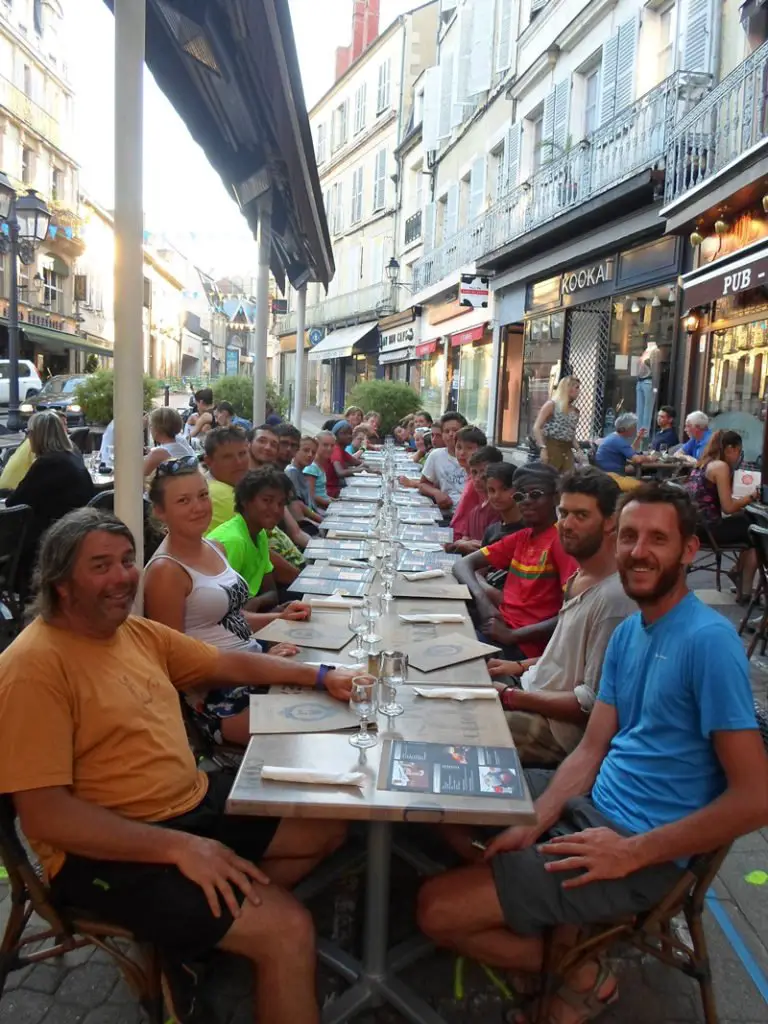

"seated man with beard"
[419,483,767,1023]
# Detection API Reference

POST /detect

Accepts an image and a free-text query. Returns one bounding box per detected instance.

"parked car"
[19,374,87,426]
[0,360,42,405]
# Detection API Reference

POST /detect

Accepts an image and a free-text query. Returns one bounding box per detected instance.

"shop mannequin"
[636,341,658,435]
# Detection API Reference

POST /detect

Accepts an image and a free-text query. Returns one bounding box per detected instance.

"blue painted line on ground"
[706,891,768,1003]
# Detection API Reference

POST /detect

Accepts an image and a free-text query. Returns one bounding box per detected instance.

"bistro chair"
[738,524,768,658]
[0,504,32,635]
[0,796,164,1022]
[686,516,747,591]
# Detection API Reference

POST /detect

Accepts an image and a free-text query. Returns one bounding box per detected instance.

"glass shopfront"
[519,312,565,442]
[416,344,446,417]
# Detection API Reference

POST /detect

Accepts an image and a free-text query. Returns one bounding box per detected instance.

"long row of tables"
[227,451,535,1024]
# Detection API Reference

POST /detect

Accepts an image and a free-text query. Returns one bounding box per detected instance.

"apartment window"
[43,266,63,313]
[491,139,505,200]
[51,167,64,201]
[583,67,600,137]
[658,2,677,80]
[33,0,43,36]
[23,64,31,97]
[377,59,391,113]
[531,113,544,174]
[331,181,344,235]
[373,148,387,211]
[350,166,364,224]
[354,83,367,134]
[21,147,33,185]
[332,100,348,151]
[316,123,327,164]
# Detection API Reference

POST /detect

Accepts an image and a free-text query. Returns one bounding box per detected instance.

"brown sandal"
[506,963,618,1024]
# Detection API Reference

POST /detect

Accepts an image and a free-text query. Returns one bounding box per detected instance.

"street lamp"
[0,175,51,431]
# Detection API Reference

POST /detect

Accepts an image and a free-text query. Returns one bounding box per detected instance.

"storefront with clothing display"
[497,236,683,445]
[680,209,768,464]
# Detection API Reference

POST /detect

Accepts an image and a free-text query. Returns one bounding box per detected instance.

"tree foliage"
[212,375,287,422]
[346,379,420,435]
[74,370,158,425]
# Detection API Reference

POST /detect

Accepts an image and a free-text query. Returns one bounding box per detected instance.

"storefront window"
[706,314,768,463]
[458,342,493,434]
[602,286,675,438]
[518,312,564,442]
[417,348,446,417]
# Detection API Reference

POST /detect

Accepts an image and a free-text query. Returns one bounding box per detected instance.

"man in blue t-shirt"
[418,482,767,1016]
[679,409,712,461]
[595,412,652,477]
[650,405,679,452]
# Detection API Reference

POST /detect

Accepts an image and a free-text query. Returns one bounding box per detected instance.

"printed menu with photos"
[398,526,454,543]
[299,564,375,583]
[380,741,525,800]
[397,550,461,572]
[288,575,370,598]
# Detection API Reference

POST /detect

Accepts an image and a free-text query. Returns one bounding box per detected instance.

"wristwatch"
[315,664,333,690]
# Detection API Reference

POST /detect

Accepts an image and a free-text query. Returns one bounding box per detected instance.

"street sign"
[271,298,288,315]
[309,327,325,346]
[459,274,489,309]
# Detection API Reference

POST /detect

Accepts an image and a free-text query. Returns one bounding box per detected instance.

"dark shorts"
[50,773,280,958]
[491,770,684,936]
[699,514,750,548]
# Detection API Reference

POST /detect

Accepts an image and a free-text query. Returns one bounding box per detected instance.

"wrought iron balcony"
[0,74,61,149]
[413,69,711,292]
[278,281,391,333]
[404,210,422,245]
[664,40,768,204]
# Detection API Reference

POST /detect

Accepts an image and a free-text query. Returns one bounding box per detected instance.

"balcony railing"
[0,74,60,148]
[413,70,711,292]
[405,210,422,245]
[665,40,768,204]
[278,281,391,333]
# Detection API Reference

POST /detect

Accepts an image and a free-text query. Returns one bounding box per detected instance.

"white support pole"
[441,335,450,412]
[113,0,146,565]
[487,320,502,443]
[292,284,307,426]
[253,193,272,425]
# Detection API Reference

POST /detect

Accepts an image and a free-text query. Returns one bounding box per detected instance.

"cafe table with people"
[0,408,765,1024]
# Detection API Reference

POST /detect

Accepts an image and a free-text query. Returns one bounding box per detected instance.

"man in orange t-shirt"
[454,465,577,660]
[0,508,355,1024]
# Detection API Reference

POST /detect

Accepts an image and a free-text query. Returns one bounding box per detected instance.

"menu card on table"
[391,580,470,601]
[398,525,454,543]
[397,550,461,572]
[320,518,376,533]
[288,575,370,598]
[299,564,375,583]
[253,619,352,650]
[404,631,499,671]
[305,540,369,561]
[340,489,381,502]
[249,693,361,734]
[379,741,525,800]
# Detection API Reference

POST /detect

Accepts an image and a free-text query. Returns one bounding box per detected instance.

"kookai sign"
[561,259,615,297]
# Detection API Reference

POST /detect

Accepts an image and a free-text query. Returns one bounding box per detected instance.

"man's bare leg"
[261,818,347,888]
[218,885,319,1024]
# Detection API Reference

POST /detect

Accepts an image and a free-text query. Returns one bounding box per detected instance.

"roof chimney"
[335,0,381,81]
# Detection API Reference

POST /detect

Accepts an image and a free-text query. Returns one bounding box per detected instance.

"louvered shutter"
[469,0,494,94]
[614,17,638,114]
[373,149,387,210]
[445,183,460,239]
[422,66,442,151]
[438,51,455,139]
[469,155,486,221]
[506,121,522,190]
[452,5,472,128]
[552,77,571,155]
[598,31,619,125]
[495,0,514,73]
[335,182,344,234]
[423,201,437,253]
[542,87,555,155]
[683,0,714,74]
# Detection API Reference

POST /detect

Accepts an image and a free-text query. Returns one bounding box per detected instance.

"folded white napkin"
[409,543,444,552]
[401,569,446,581]
[413,687,498,701]
[302,661,366,669]
[399,612,465,623]
[328,529,368,539]
[327,557,369,568]
[308,595,364,609]
[261,766,366,787]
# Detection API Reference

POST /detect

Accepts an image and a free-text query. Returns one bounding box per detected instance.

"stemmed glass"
[362,594,383,647]
[378,650,406,718]
[348,606,368,662]
[381,549,396,603]
[349,675,378,749]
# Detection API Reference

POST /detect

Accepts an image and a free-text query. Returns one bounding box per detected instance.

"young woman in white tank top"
[143,459,312,745]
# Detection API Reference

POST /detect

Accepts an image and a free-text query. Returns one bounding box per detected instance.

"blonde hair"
[27,411,73,456]
[552,376,580,414]
[150,406,183,440]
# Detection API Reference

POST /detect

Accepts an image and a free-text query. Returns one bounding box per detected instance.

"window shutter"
[377,59,391,112]
[683,0,714,74]
[552,76,571,156]
[422,66,442,151]
[445,183,460,239]
[598,32,619,125]
[468,0,494,94]
[614,17,638,114]
[495,0,514,73]
[423,201,437,253]
[452,4,473,127]
[347,246,361,292]
[373,149,387,210]
[501,121,522,194]
[354,84,366,134]
[370,237,385,285]
[542,87,555,152]
[335,182,344,234]
[438,51,454,139]
[469,155,486,221]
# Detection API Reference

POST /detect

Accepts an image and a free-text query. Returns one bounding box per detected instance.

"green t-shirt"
[207,478,236,533]
[208,514,274,597]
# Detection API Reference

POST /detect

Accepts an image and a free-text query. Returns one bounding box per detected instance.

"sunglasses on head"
[155,455,200,477]
[513,488,550,503]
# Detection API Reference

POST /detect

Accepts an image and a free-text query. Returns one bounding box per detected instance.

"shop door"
[563,299,611,439]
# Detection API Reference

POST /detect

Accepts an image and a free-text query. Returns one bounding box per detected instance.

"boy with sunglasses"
[453,465,577,661]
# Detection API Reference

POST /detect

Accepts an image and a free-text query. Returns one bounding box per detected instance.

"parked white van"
[0,360,42,404]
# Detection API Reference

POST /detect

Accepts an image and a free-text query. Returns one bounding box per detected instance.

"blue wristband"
[315,664,333,691]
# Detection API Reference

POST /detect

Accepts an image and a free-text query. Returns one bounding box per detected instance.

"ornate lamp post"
[0,173,51,431]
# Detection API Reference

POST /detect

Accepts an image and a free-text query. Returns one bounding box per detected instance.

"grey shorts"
[491,770,684,936]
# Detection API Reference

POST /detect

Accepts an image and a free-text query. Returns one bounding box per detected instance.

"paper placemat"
[404,631,499,672]
[249,693,361,734]
[253,619,351,650]
[392,580,471,601]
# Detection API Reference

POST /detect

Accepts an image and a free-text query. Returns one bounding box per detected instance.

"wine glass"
[378,650,406,718]
[381,552,396,603]
[362,594,383,646]
[348,606,368,662]
[349,675,378,749]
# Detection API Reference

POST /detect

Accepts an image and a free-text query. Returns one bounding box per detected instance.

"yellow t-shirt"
[0,438,34,490]
[207,478,236,533]
[0,615,220,879]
